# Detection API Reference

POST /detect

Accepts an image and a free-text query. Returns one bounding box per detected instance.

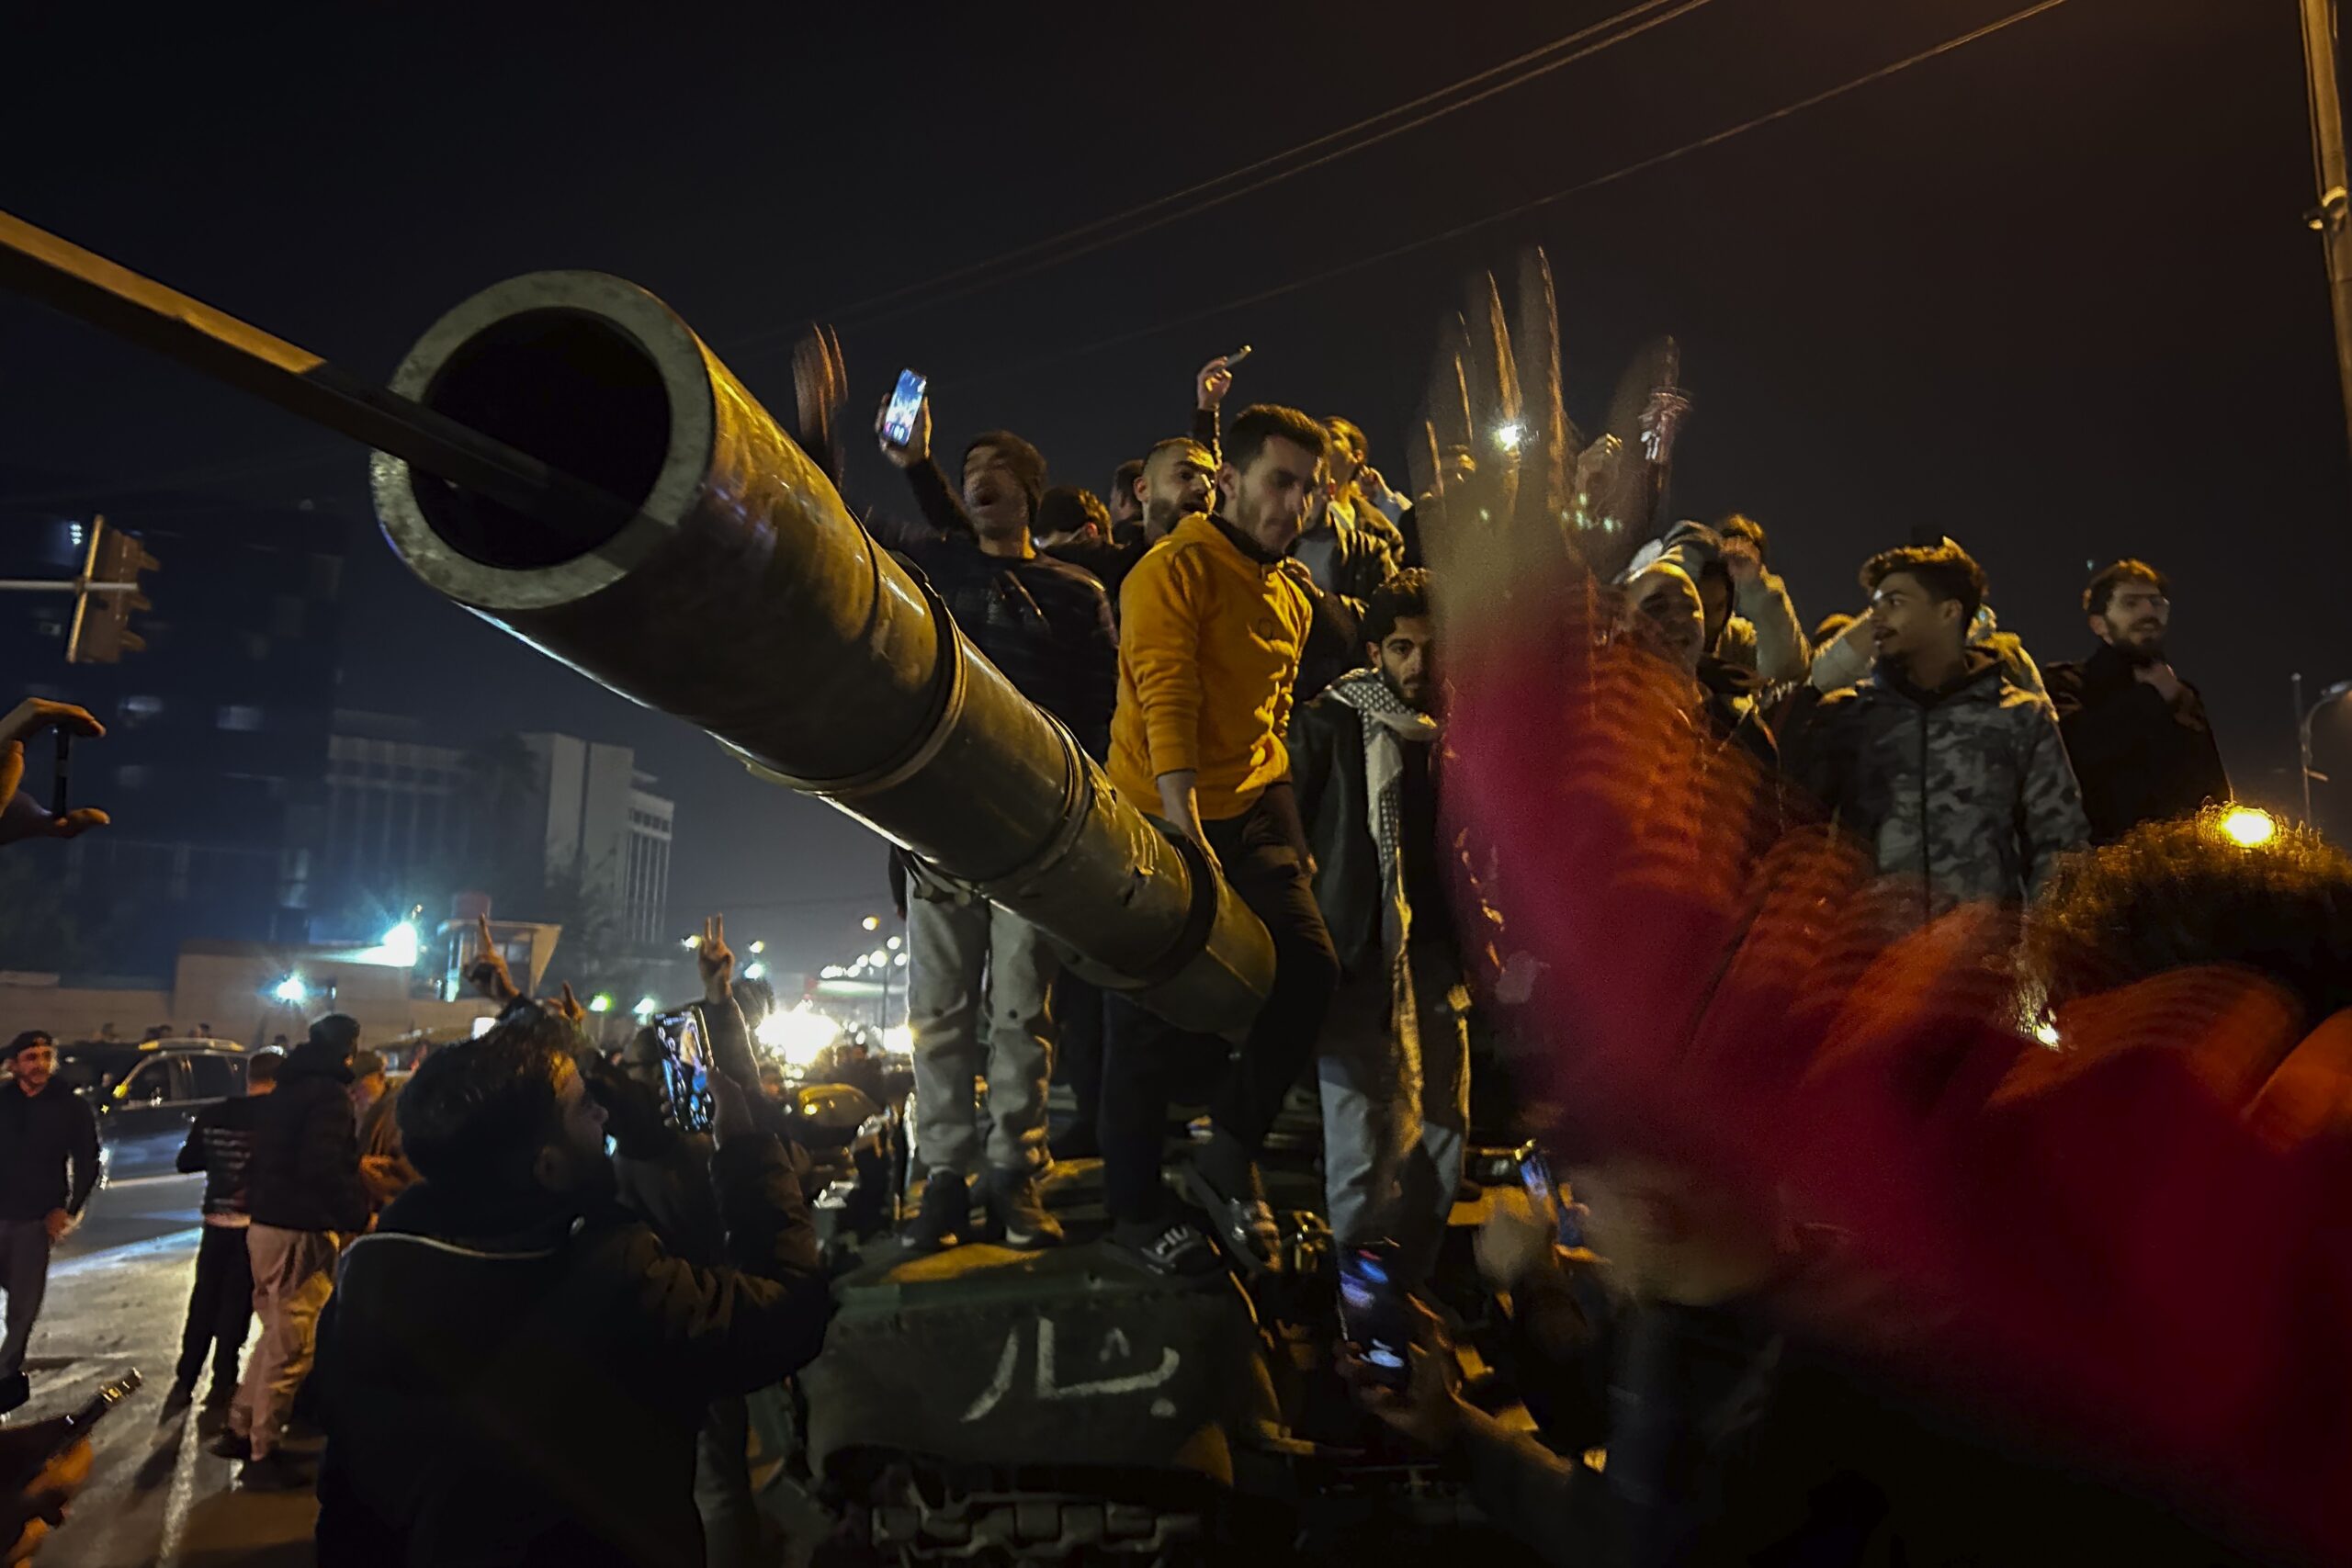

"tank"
[368,270,1272,1039]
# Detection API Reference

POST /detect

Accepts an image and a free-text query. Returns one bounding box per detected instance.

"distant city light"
[2220,807,2278,849]
[588,993,615,1014]
[868,949,888,965]
[894,953,908,968]
[271,975,308,1006]
[880,1025,913,1054]
[379,921,420,968]
[820,965,844,979]
[862,916,881,931]
[1493,421,1524,453]
[886,935,902,952]
[633,996,660,1017]
[743,961,767,981]
[682,935,701,950]
[749,941,765,954]
[756,1005,840,1067]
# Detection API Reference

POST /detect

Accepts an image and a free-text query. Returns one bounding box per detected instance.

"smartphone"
[1337,1246,1412,1390]
[652,1008,713,1134]
[1521,1147,1555,1208]
[882,369,927,447]
[1223,344,1253,369]
[10,1371,140,1490]
[51,730,70,817]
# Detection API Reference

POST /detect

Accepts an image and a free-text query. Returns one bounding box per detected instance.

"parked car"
[54,1038,253,1182]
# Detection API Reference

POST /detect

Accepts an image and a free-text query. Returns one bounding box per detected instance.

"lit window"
[120,695,164,725]
[217,705,264,732]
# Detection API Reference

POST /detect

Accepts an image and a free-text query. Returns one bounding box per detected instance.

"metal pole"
[2301,0,2352,466]
[2299,672,2316,823]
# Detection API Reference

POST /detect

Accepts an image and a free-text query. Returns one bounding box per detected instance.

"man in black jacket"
[315,1006,829,1568]
[2045,559,2229,844]
[1293,571,1468,1284]
[873,394,1116,1250]
[217,1015,369,1488]
[0,1032,99,1415]
[164,1048,281,1417]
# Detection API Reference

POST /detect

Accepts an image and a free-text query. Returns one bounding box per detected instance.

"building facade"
[0,481,349,976]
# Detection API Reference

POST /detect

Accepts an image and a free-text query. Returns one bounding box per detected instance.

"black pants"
[1051,970,1106,1135]
[1101,800,1340,1223]
[176,1223,255,1390]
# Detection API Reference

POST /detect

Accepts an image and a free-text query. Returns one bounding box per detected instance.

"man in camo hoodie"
[1785,541,2088,919]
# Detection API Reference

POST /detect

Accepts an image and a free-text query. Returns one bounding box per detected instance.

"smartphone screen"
[1338,1247,1411,1389]
[653,1009,712,1134]
[1521,1148,1555,1208]
[882,369,927,446]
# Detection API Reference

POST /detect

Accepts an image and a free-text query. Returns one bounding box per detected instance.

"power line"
[941,0,2076,394]
[735,0,1723,347]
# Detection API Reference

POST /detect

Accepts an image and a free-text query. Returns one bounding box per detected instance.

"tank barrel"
[369,271,1272,1033]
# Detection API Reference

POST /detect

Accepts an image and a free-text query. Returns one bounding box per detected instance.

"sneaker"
[0,1374,26,1416]
[237,1451,314,1493]
[1105,1218,1222,1278]
[984,1168,1064,1249]
[901,1171,969,1252]
[207,1430,253,1461]
[161,1380,196,1418]
[1180,1160,1283,1276]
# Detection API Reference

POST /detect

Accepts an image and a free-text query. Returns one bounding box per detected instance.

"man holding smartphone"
[874,389,1117,1251]
[1098,402,1340,1276]
[0,1033,98,1416]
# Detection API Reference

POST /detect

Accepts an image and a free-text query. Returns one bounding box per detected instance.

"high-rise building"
[518,732,675,946]
[315,717,673,948]
[0,478,349,976]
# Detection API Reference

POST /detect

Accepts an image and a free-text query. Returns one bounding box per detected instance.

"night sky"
[3,0,2346,977]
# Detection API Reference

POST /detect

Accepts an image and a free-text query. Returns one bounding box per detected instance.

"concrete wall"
[0,944,497,1050]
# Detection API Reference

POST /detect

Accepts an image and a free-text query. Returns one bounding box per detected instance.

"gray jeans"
[908,892,1057,1177]
[1317,951,1471,1285]
[0,1220,51,1380]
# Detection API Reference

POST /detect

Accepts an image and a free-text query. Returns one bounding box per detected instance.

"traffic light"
[66,514,157,664]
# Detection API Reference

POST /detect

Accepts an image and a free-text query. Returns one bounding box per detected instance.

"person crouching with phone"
[314,1004,831,1568]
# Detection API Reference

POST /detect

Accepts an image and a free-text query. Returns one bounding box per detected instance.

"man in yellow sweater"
[1100,403,1341,1276]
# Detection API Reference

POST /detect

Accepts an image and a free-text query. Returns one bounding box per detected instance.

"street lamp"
[271,975,308,1006]
[2294,673,2352,824]
[861,915,880,932]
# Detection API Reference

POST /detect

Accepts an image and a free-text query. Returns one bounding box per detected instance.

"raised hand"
[697,913,735,1002]
[465,912,519,1006]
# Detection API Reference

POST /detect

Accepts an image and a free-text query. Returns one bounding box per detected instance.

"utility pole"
[2300,0,2352,467]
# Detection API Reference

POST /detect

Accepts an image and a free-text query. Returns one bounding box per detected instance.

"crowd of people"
[0,328,2316,1568]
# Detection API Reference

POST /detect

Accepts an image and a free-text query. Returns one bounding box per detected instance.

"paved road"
[20,1172,314,1568]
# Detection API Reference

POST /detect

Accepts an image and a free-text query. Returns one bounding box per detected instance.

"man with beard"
[0,1032,97,1416]
[1045,436,1216,604]
[1622,562,1776,769]
[1293,571,1470,1283]
[314,1009,828,1568]
[875,396,1116,1250]
[2044,560,2229,844]
[1099,403,1340,1276]
[1784,542,2086,919]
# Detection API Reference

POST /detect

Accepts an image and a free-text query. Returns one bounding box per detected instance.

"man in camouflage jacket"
[1786,542,2088,919]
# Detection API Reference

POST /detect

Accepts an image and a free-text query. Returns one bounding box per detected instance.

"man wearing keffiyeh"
[1292,570,1471,1284]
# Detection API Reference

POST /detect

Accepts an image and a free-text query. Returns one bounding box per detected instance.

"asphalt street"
[22,1171,313,1567]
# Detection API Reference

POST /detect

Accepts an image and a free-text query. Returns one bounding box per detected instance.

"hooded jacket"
[246,1036,368,1235]
[1784,651,2089,918]
[314,1134,827,1568]
[2043,642,2230,844]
